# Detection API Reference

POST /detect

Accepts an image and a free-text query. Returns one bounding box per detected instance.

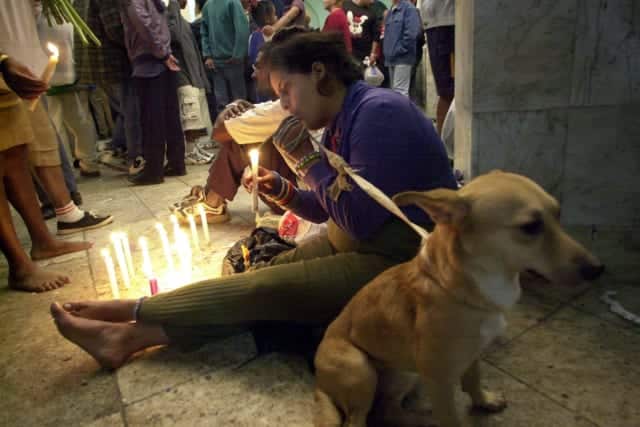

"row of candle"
[101,205,213,298]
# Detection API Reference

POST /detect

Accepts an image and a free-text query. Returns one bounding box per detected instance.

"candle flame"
[100,248,109,257]
[249,149,259,167]
[47,42,59,59]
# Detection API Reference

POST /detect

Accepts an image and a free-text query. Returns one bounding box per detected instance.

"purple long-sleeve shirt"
[288,81,457,241]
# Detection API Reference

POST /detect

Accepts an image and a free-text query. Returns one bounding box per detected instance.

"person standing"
[201,0,250,115]
[421,0,454,134]
[382,0,421,97]
[322,0,352,53]
[120,0,186,185]
[342,0,381,66]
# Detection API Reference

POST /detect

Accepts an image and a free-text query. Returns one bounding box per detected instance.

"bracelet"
[268,177,296,206]
[295,151,322,175]
[133,296,146,321]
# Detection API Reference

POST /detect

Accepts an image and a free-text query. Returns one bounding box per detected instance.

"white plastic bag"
[363,57,384,87]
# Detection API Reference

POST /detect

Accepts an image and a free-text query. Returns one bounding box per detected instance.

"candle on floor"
[155,223,175,273]
[175,231,193,282]
[121,233,135,276]
[138,236,153,279]
[198,204,210,243]
[187,213,200,252]
[249,149,260,215]
[29,42,59,111]
[101,248,120,299]
[111,233,131,289]
[169,214,180,244]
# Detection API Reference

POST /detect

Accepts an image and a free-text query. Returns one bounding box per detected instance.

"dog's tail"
[314,388,343,427]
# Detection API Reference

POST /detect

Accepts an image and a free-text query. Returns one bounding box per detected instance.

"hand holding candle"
[29,42,59,111]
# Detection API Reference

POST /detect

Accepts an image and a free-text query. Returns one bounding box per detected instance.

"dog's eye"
[520,219,544,236]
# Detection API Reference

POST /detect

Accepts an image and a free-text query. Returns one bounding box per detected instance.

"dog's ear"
[393,189,469,225]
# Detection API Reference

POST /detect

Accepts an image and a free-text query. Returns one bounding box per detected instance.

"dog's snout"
[579,263,605,281]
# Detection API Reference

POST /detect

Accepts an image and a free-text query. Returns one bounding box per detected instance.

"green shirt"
[201,0,250,61]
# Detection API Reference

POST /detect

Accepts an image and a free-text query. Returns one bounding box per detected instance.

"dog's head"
[393,171,604,287]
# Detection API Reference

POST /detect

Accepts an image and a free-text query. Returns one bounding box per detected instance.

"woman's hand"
[243,166,283,196]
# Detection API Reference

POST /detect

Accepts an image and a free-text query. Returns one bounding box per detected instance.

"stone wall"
[455,0,640,281]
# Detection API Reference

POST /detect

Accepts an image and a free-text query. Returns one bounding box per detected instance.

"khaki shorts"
[0,101,33,152]
[26,100,60,166]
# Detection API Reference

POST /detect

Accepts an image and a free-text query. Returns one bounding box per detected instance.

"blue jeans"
[107,79,142,162]
[212,62,247,115]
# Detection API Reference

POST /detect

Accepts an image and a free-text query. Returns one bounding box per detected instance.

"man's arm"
[231,0,250,60]
[123,0,170,59]
[402,5,421,52]
[200,4,212,58]
[97,1,126,47]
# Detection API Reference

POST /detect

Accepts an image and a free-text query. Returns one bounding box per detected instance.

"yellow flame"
[100,248,109,257]
[46,42,59,59]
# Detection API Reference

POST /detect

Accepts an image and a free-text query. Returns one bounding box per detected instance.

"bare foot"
[9,265,70,292]
[62,300,137,322]
[31,239,93,261]
[50,302,131,369]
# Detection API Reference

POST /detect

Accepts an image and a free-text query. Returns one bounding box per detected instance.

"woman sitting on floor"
[51,28,457,369]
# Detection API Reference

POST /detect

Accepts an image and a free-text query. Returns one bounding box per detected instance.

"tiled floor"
[0,165,638,427]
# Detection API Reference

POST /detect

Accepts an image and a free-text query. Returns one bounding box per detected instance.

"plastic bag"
[363,57,384,87]
[278,211,328,244]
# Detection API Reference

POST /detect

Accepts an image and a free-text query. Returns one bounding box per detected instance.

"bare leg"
[0,152,69,292]
[435,95,453,136]
[34,164,72,209]
[62,299,138,322]
[1,145,91,259]
[51,302,170,369]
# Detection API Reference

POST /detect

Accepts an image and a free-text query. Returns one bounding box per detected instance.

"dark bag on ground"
[221,227,295,275]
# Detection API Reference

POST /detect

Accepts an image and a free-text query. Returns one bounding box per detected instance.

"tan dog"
[314,171,604,427]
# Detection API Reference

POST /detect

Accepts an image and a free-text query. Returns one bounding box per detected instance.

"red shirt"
[322,8,352,53]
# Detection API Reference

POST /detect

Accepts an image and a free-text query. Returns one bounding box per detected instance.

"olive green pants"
[139,219,424,347]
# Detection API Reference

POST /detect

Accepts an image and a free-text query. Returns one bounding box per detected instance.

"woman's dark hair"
[268,28,363,96]
[252,0,275,28]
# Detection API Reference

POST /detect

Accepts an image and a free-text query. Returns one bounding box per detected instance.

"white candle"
[249,149,260,214]
[101,248,120,299]
[121,233,135,276]
[155,223,175,272]
[169,214,180,245]
[175,231,193,282]
[111,233,131,289]
[138,236,153,279]
[198,204,210,243]
[29,42,59,112]
[187,213,200,251]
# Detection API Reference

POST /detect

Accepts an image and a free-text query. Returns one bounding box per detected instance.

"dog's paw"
[471,391,507,413]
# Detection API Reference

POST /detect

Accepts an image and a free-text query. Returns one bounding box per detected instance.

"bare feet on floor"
[62,300,136,322]
[50,302,130,369]
[9,265,70,292]
[31,239,93,261]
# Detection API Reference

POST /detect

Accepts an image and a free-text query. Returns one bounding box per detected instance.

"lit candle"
[169,214,180,244]
[249,149,260,215]
[29,42,59,112]
[175,231,192,282]
[138,236,153,279]
[187,213,200,251]
[198,204,210,243]
[121,233,135,276]
[155,223,175,272]
[101,248,120,299]
[111,233,131,289]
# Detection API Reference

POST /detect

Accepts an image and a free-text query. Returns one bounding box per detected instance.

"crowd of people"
[1,0,457,370]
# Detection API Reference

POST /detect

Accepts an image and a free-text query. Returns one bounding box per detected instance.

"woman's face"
[270,66,332,130]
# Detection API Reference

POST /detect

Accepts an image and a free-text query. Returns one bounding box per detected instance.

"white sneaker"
[98,150,128,172]
[129,156,146,175]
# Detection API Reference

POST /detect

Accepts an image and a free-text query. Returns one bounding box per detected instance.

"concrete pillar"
[455,0,640,281]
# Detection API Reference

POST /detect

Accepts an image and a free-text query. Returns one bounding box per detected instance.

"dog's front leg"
[460,360,507,413]
[421,378,461,427]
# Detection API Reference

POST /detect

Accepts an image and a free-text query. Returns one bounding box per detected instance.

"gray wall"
[455,0,640,281]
